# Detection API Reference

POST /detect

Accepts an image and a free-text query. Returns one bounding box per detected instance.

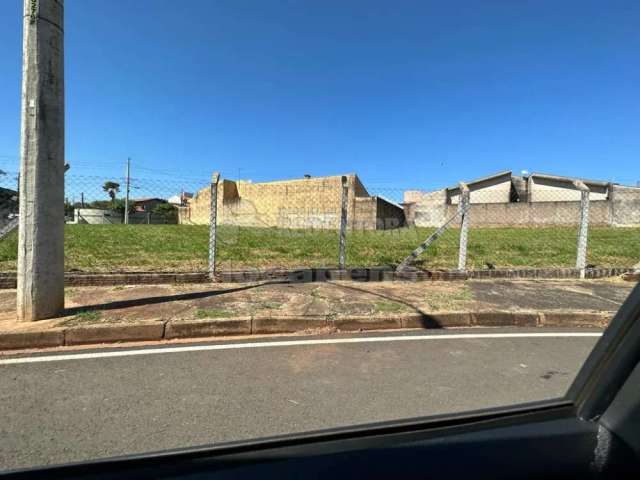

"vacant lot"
[0,224,637,272]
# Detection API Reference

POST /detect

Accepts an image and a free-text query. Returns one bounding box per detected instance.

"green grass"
[423,286,474,310]
[0,224,637,272]
[69,310,101,323]
[374,300,410,313]
[195,307,231,319]
[259,301,284,310]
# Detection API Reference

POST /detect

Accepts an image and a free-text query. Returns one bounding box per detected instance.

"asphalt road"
[0,328,602,471]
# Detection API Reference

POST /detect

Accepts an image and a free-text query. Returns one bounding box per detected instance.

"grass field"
[0,224,637,272]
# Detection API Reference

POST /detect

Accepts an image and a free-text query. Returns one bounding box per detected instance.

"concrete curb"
[539,312,610,327]
[405,312,473,328]
[0,329,65,350]
[64,322,165,346]
[0,310,614,351]
[252,315,327,334]
[472,312,539,327]
[165,318,251,339]
[329,316,403,331]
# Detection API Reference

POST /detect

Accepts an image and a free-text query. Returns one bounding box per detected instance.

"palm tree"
[102,181,120,207]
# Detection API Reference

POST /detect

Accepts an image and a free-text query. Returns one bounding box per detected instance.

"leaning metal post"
[457,182,470,271]
[209,172,221,280]
[396,202,470,272]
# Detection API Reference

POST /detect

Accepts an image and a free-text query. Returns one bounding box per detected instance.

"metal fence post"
[338,175,348,269]
[209,172,221,280]
[574,180,590,278]
[457,182,470,271]
[124,157,131,225]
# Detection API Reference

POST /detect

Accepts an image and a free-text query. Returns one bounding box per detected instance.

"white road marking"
[0,332,602,365]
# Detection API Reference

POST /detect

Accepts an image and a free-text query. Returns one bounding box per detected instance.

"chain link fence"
[0,171,19,240]
[0,169,638,275]
[403,176,640,273]
[183,173,351,274]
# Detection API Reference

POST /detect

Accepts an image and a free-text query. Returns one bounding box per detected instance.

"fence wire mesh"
[462,187,585,269]
[212,176,346,272]
[0,171,19,239]
[0,169,639,274]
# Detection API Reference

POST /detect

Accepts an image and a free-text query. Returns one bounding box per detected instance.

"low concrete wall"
[414,190,448,227]
[129,213,176,224]
[179,177,348,229]
[353,197,377,230]
[180,176,404,230]
[353,197,405,230]
[402,202,417,227]
[442,200,611,227]
[612,185,640,226]
[413,184,640,228]
[74,209,122,224]
[73,209,176,225]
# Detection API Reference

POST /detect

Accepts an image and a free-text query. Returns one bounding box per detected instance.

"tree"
[64,199,75,218]
[102,181,120,206]
[87,200,112,210]
[112,198,136,216]
[152,203,178,223]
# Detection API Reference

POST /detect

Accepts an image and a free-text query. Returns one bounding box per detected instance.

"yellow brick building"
[178,174,404,230]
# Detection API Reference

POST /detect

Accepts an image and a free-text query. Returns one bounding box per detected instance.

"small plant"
[374,300,408,313]
[195,308,230,319]
[261,301,283,310]
[72,310,101,322]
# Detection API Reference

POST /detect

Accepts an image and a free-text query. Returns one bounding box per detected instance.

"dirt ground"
[0,278,635,332]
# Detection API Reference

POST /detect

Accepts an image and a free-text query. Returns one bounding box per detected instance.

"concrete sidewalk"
[0,278,634,349]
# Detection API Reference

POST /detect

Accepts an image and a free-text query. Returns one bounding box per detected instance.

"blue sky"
[1,0,639,193]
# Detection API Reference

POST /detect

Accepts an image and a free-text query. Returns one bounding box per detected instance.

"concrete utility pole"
[17,0,65,321]
[124,157,131,224]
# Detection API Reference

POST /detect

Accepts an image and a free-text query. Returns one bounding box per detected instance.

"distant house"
[167,192,193,207]
[132,198,166,213]
[404,171,640,227]
[179,174,405,230]
[526,174,609,203]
